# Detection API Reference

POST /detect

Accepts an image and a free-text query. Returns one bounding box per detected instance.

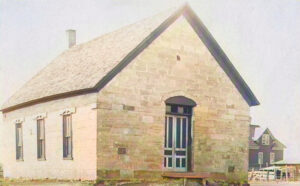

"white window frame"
[262,134,270,145]
[270,152,275,164]
[15,123,23,161]
[258,152,263,165]
[63,114,73,159]
[60,108,75,160]
[37,119,46,160]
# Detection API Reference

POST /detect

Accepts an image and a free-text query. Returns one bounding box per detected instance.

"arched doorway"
[164,96,196,172]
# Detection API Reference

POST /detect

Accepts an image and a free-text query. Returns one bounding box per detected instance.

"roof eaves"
[183,4,260,107]
[1,88,96,113]
[274,139,287,149]
[93,3,260,107]
[2,3,260,112]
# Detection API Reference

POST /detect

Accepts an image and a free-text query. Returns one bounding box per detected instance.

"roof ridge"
[70,4,183,51]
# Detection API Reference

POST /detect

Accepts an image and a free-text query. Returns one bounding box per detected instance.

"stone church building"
[1,4,259,180]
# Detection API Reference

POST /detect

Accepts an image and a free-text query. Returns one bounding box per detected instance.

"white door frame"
[164,115,189,172]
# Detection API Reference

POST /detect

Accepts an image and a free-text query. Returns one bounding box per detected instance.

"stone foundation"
[97,169,163,180]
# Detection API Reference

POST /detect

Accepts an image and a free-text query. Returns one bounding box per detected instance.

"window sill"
[166,112,192,116]
[37,158,46,161]
[16,159,24,162]
[63,157,73,160]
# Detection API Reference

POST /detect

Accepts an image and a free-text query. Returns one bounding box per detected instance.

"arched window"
[165,96,197,107]
[165,96,196,116]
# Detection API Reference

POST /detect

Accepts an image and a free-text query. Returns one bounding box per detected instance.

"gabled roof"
[2,3,260,112]
[256,128,286,149]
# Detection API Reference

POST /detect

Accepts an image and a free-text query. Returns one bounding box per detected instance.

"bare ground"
[250,181,300,186]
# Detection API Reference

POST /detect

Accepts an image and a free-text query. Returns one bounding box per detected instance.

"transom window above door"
[166,105,192,115]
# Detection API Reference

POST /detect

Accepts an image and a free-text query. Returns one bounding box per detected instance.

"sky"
[0,0,300,161]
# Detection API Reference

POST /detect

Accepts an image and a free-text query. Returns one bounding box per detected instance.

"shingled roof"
[2,3,259,112]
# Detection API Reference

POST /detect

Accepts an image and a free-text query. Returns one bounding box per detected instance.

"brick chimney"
[66,29,76,48]
[249,124,260,139]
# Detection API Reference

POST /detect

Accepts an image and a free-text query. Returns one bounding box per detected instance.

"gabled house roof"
[256,128,286,149]
[2,3,260,112]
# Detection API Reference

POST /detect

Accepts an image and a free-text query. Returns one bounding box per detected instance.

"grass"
[0,178,94,186]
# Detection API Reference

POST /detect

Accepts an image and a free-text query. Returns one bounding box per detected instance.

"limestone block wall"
[97,16,250,178]
[1,93,97,180]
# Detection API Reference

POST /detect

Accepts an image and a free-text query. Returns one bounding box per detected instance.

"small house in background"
[249,127,286,170]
